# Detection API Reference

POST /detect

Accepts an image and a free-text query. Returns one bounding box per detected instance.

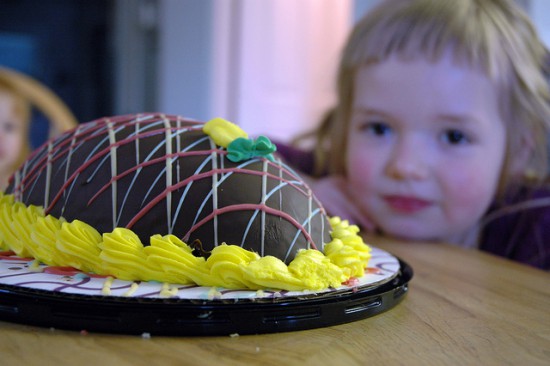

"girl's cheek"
[346,150,378,186]
[440,161,499,216]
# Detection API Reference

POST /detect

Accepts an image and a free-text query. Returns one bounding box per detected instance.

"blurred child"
[0,77,30,191]
[279,0,550,269]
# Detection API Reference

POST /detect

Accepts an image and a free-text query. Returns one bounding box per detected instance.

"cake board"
[0,247,412,336]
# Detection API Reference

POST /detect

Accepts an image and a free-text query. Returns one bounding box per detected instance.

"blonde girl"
[280,0,550,269]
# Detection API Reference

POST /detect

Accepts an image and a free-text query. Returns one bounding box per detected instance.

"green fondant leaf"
[226,136,277,163]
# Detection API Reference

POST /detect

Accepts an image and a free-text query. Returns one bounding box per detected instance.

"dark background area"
[0,0,113,148]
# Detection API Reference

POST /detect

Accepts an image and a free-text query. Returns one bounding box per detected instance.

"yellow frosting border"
[0,192,371,291]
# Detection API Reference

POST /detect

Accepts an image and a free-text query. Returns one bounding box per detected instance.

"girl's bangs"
[343,2,508,82]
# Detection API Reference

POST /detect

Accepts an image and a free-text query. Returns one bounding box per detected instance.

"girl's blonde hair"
[308,0,550,198]
[0,76,31,171]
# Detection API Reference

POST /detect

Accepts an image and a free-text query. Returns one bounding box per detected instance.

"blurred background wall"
[1,0,548,148]
[0,0,112,147]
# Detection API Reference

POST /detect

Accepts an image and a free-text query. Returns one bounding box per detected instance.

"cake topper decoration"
[203,117,276,162]
[227,135,277,163]
[203,117,248,148]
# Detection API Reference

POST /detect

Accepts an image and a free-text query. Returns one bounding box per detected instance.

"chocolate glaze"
[6,114,330,263]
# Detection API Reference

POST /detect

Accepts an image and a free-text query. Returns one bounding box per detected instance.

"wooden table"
[1,236,549,365]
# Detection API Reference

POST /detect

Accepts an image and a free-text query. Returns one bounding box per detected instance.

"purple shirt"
[480,188,550,270]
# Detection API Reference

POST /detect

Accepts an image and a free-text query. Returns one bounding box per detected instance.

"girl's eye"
[361,122,391,137]
[2,121,19,134]
[442,129,469,145]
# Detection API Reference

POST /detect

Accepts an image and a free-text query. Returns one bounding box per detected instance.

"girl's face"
[346,54,507,243]
[0,93,25,174]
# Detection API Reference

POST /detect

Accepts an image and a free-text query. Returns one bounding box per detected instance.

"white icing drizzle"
[207,287,222,300]
[192,155,313,255]
[28,260,43,272]
[24,155,43,199]
[61,122,111,216]
[190,158,274,248]
[44,142,53,208]
[160,283,178,297]
[122,283,139,297]
[106,119,118,229]
[284,208,323,262]
[241,210,259,247]
[176,117,182,183]
[240,179,296,248]
[321,210,325,251]
[112,119,142,224]
[134,121,180,207]
[13,164,21,200]
[168,134,210,233]
[208,138,219,246]
[260,159,268,256]
[103,120,145,225]
[307,191,312,249]
[63,124,82,203]
[87,154,111,184]
[277,158,283,217]
[134,117,141,166]
[115,120,160,224]
[102,276,114,295]
[163,116,173,234]
[191,157,254,229]
[15,152,35,199]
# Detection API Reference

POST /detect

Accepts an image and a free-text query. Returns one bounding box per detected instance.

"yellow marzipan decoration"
[203,117,248,148]
[0,192,371,291]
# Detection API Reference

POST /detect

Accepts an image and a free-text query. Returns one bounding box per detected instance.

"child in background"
[0,77,30,191]
[279,0,550,269]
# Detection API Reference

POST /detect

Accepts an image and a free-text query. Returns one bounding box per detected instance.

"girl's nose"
[385,138,429,180]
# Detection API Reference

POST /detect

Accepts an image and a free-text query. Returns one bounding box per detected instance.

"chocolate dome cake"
[5,113,330,264]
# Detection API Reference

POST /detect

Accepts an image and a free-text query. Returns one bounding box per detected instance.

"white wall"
[214,0,352,141]
[157,0,214,121]
[157,0,352,141]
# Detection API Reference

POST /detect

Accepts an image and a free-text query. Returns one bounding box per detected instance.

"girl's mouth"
[383,195,432,213]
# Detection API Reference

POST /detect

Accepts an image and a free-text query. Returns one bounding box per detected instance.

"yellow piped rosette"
[0,191,371,291]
